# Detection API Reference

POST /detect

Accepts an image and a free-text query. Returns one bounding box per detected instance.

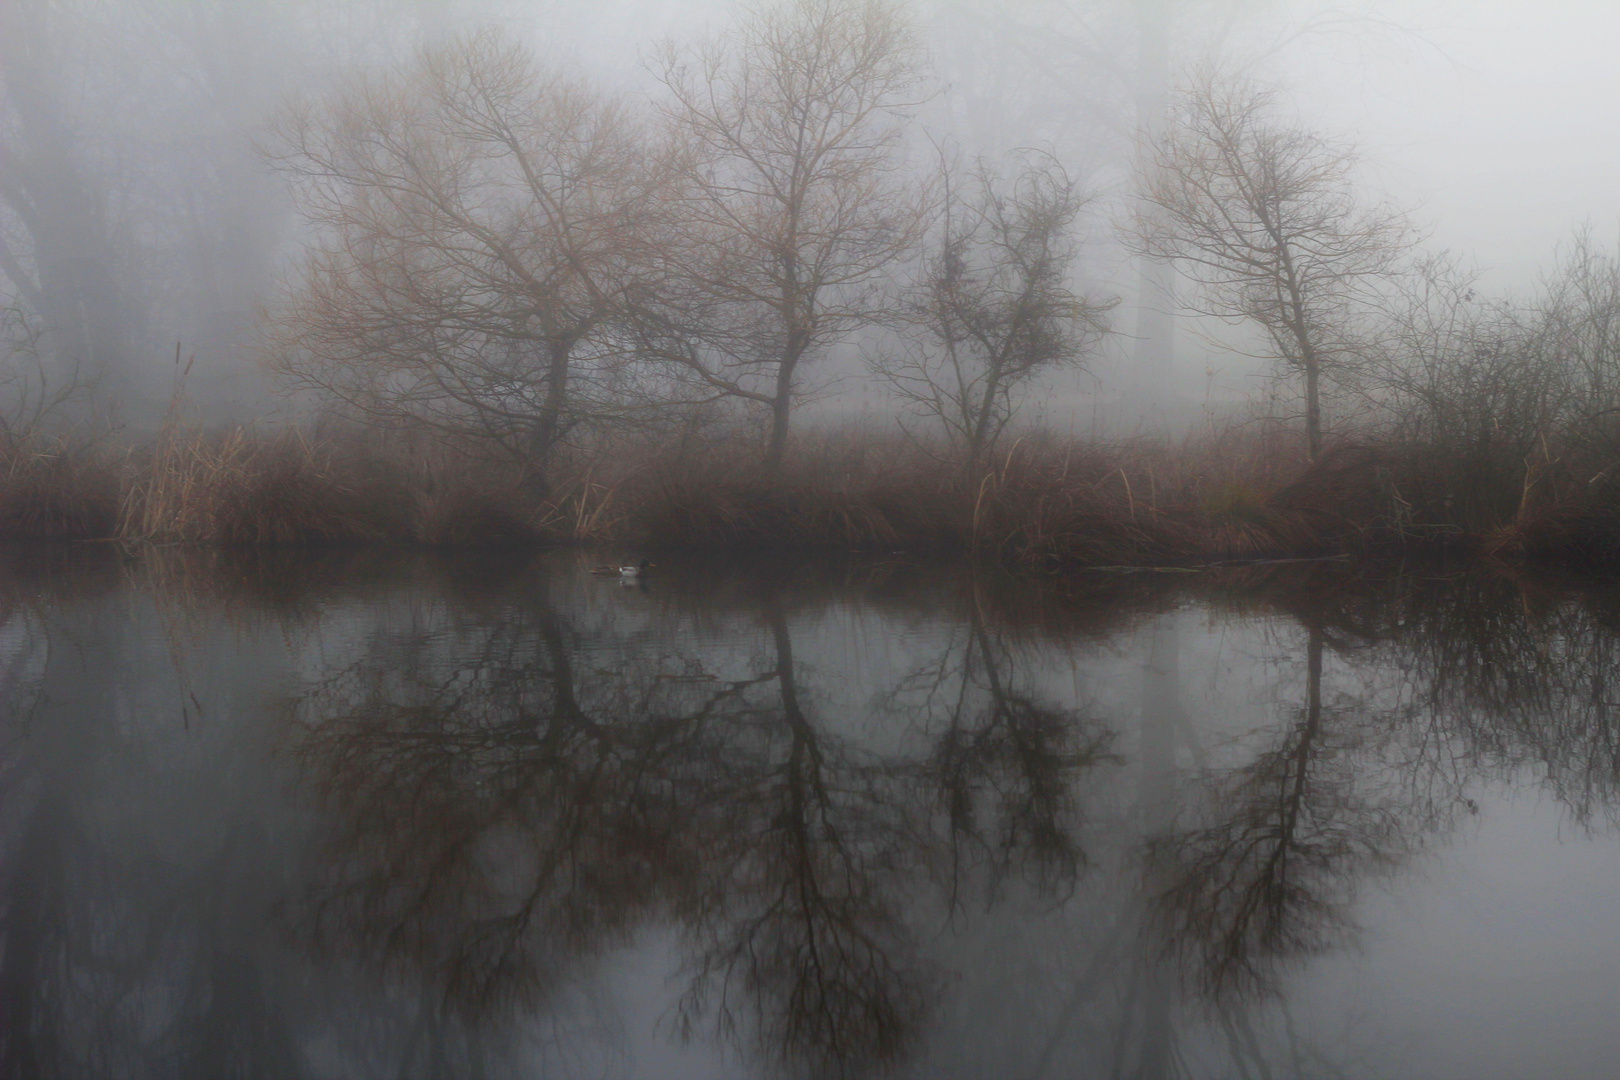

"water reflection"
[6,551,1620,1076]
[285,577,1109,1075]
[1154,623,1413,1003]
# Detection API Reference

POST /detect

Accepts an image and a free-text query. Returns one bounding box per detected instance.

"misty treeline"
[0,0,420,420]
[261,3,1117,489]
[4,0,1620,559]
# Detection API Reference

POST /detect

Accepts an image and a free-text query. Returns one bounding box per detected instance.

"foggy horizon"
[4,0,1614,432]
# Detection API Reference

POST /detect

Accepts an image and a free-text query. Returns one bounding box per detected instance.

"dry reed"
[119,427,406,544]
[8,415,1620,566]
[0,440,119,539]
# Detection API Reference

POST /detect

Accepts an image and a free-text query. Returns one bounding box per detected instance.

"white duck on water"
[591,559,651,578]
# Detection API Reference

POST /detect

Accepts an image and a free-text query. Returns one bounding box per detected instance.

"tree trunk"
[1305,621,1322,735]
[525,337,572,496]
[1129,0,1175,435]
[1304,358,1322,463]
[965,366,1005,480]
[763,355,796,475]
[0,1,134,398]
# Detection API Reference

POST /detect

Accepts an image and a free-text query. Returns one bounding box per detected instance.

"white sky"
[538,0,1620,287]
[1251,0,1620,288]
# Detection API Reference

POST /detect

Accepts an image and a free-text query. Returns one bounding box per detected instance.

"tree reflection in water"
[295,596,785,1069]
[285,568,1122,1076]
[899,593,1115,907]
[0,550,309,1079]
[1148,622,1414,1001]
[18,554,1620,1076]
[1145,569,1483,1014]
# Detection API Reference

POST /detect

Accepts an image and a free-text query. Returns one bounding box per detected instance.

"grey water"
[4,546,1620,1079]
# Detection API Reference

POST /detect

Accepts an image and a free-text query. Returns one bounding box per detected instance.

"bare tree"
[266,30,670,491]
[872,156,1112,477]
[1352,232,1620,528]
[1537,228,1620,438]
[644,0,929,474]
[0,302,88,449]
[1130,74,1413,461]
[0,0,140,400]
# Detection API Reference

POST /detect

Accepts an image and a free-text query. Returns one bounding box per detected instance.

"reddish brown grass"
[4,416,1609,565]
[120,428,408,544]
[416,486,541,547]
[0,443,119,539]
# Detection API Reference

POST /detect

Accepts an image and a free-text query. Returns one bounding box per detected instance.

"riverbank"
[1,425,1614,568]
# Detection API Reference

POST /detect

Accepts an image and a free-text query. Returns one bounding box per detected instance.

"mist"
[12,7,1620,1077]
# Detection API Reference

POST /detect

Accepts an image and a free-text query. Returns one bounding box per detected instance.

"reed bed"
[6,419,1620,567]
[0,438,120,539]
[120,428,406,544]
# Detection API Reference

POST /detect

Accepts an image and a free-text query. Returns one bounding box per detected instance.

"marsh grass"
[7,416,1620,566]
[120,427,408,544]
[0,438,119,539]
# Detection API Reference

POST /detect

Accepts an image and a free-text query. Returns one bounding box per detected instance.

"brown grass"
[967,441,1204,567]
[0,442,119,539]
[1484,503,1620,564]
[415,485,540,547]
[120,428,409,544]
[618,426,960,551]
[7,417,1619,566]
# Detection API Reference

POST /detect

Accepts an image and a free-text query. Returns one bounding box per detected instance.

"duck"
[590,559,651,577]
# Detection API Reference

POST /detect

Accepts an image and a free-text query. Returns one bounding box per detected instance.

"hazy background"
[1,0,1615,431]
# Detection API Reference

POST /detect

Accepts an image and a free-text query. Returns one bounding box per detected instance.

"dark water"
[4,547,1620,1079]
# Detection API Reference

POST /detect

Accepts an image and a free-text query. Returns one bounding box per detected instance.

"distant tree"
[267,30,670,490]
[0,0,358,418]
[1536,227,1620,428]
[0,302,88,445]
[643,0,929,474]
[872,156,1112,477]
[1130,75,1413,461]
[0,0,138,398]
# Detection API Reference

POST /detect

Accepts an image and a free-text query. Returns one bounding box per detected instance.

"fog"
[10,9,1620,1072]
[0,0,1614,436]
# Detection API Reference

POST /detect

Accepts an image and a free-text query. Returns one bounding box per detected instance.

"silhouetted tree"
[268,30,673,491]
[1130,74,1413,461]
[873,155,1112,477]
[645,0,929,473]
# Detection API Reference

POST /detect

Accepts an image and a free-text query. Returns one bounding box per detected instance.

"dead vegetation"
[3,416,1620,569]
[0,438,120,540]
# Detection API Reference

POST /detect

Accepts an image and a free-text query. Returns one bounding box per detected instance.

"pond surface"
[4,546,1620,1079]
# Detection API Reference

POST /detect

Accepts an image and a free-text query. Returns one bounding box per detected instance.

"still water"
[4,546,1620,1079]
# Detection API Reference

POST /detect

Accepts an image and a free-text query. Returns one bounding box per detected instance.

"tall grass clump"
[0,437,119,540]
[120,427,409,545]
[413,472,545,547]
[612,426,1221,566]
[965,438,1203,567]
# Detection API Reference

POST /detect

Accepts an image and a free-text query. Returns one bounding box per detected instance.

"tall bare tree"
[267,30,669,490]
[644,0,929,474]
[872,156,1112,477]
[1130,74,1412,461]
